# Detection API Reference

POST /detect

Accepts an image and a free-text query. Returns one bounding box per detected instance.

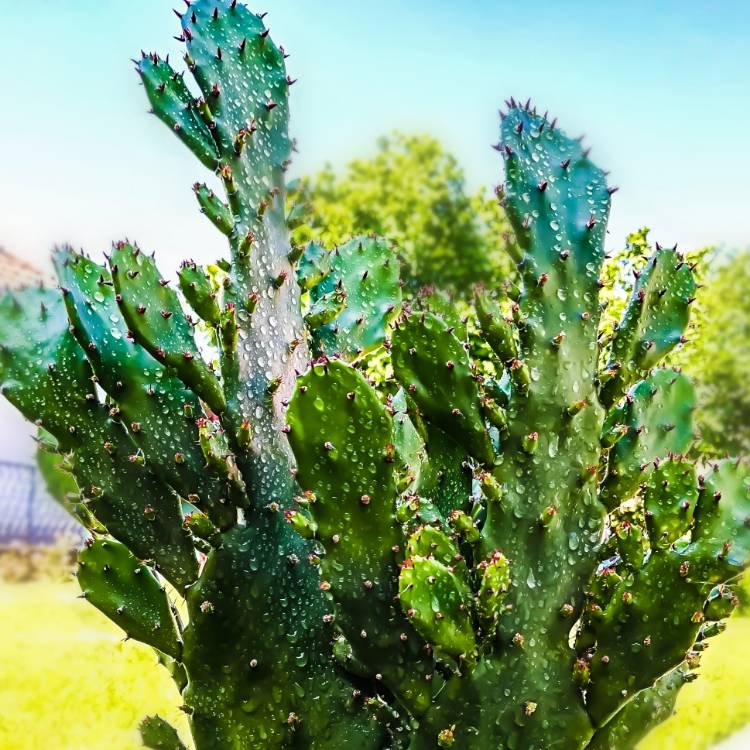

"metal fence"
[0,460,82,545]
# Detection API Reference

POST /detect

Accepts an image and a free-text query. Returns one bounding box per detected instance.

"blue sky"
[1,0,748,275]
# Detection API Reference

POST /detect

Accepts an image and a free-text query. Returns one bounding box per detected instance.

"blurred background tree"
[678,250,750,456]
[290,132,516,290]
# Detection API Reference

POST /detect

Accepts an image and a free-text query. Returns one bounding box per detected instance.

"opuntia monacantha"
[0,2,747,749]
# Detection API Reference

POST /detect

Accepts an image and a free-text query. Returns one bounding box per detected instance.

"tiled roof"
[0,248,54,289]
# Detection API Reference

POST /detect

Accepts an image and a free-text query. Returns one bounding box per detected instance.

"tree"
[678,250,750,456]
[292,132,515,290]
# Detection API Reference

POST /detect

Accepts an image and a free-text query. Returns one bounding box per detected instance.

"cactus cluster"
[1,2,748,749]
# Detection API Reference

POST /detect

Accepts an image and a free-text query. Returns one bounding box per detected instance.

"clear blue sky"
[1,0,748,275]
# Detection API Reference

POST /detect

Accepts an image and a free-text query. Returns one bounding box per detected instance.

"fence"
[0,460,82,545]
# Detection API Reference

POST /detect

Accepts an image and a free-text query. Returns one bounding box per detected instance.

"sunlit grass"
[0,580,748,749]
[0,582,189,750]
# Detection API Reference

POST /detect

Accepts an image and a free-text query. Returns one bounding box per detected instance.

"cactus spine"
[0,4,747,749]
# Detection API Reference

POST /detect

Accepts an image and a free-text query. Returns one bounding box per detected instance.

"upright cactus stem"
[0,7,745,750]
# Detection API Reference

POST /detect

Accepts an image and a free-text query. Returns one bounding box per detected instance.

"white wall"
[0,398,36,465]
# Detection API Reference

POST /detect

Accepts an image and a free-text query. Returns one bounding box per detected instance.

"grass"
[0,581,189,750]
[0,581,748,749]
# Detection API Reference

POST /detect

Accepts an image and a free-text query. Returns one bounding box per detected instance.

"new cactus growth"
[0,4,747,749]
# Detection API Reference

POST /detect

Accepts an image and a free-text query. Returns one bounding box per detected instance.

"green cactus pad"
[139,715,189,750]
[36,430,95,529]
[137,53,219,171]
[180,0,291,212]
[295,241,331,291]
[642,457,697,549]
[307,236,402,359]
[405,525,461,567]
[391,388,425,492]
[286,358,434,715]
[304,286,347,329]
[178,259,222,325]
[704,584,737,620]
[600,245,696,407]
[600,369,695,509]
[109,242,226,414]
[586,549,704,726]
[0,287,197,588]
[78,537,182,658]
[475,291,517,363]
[476,550,512,636]
[193,183,234,236]
[412,104,611,750]
[182,523,384,750]
[56,249,236,528]
[690,458,750,582]
[400,555,476,660]
[586,666,689,750]
[391,311,493,465]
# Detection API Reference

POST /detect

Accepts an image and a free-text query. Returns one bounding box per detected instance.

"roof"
[0,248,54,289]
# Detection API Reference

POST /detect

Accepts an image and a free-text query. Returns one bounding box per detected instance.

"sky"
[1,0,749,279]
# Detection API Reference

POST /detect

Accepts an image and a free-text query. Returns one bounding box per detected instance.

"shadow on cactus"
[0,2,747,749]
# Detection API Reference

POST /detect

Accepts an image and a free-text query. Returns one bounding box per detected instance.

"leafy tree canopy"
[291,132,515,290]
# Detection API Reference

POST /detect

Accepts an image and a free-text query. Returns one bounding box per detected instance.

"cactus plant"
[0,3,747,749]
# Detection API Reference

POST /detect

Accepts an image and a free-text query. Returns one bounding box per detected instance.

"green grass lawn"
[1,580,749,750]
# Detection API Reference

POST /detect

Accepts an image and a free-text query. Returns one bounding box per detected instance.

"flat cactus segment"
[139,715,188,750]
[307,236,402,359]
[0,286,98,451]
[392,388,471,519]
[77,537,182,659]
[642,457,697,548]
[193,183,234,236]
[475,291,517,363]
[704,584,738,620]
[690,458,750,581]
[55,250,237,527]
[0,287,197,588]
[391,311,493,464]
[399,555,476,660]
[585,550,704,726]
[182,524,385,750]
[286,358,397,540]
[178,259,222,325]
[476,550,511,636]
[295,241,331,290]
[35,430,94,528]
[600,369,695,509]
[405,525,461,567]
[600,245,696,407]
[390,388,425,489]
[500,105,611,280]
[586,666,689,750]
[180,0,291,211]
[415,102,612,750]
[416,423,473,518]
[109,242,226,414]
[304,286,347,329]
[589,459,749,727]
[137,54,219,171]
[286,358,433,715]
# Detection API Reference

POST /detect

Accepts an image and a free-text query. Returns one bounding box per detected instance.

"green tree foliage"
[678,250,750,456]
[291,132,516,290]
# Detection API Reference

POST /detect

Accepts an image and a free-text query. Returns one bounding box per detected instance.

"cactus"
[0,4,747,749]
